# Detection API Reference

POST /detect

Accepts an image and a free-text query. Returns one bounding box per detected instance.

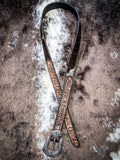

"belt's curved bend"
[41,2,81,158]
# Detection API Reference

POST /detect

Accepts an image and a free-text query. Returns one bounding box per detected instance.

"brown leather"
[65,110,79,147]
[47,60,79,146]
[54,76,72,131]
[47,60,61,100]
[42,3,81,157]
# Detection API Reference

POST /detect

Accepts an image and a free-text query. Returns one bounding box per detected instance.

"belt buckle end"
[43,131,63,157]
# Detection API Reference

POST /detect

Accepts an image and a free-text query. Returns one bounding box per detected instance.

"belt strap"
[41,2,81,157]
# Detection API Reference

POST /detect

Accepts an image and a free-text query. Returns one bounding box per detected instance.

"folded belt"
[40,2,81,157]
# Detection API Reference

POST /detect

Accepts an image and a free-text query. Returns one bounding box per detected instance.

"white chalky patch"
[8,30,19,49]
[106,119,120,143]
[44,10,69,74]
[24,44,28,47]
[103,116,113,128]
[33,0,57,29]
[32,0,69,158]
[110,52,118,59]
[106,89,120,159]
[110,89,120,107]
[66,68,75,77]
[32,35,35,39]
[92,146,101,155]
[110,149,120,160]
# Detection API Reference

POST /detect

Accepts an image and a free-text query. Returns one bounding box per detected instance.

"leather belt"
[41,2,81,157]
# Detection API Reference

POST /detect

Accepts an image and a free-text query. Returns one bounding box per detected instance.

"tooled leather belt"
[41,2,81,158]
